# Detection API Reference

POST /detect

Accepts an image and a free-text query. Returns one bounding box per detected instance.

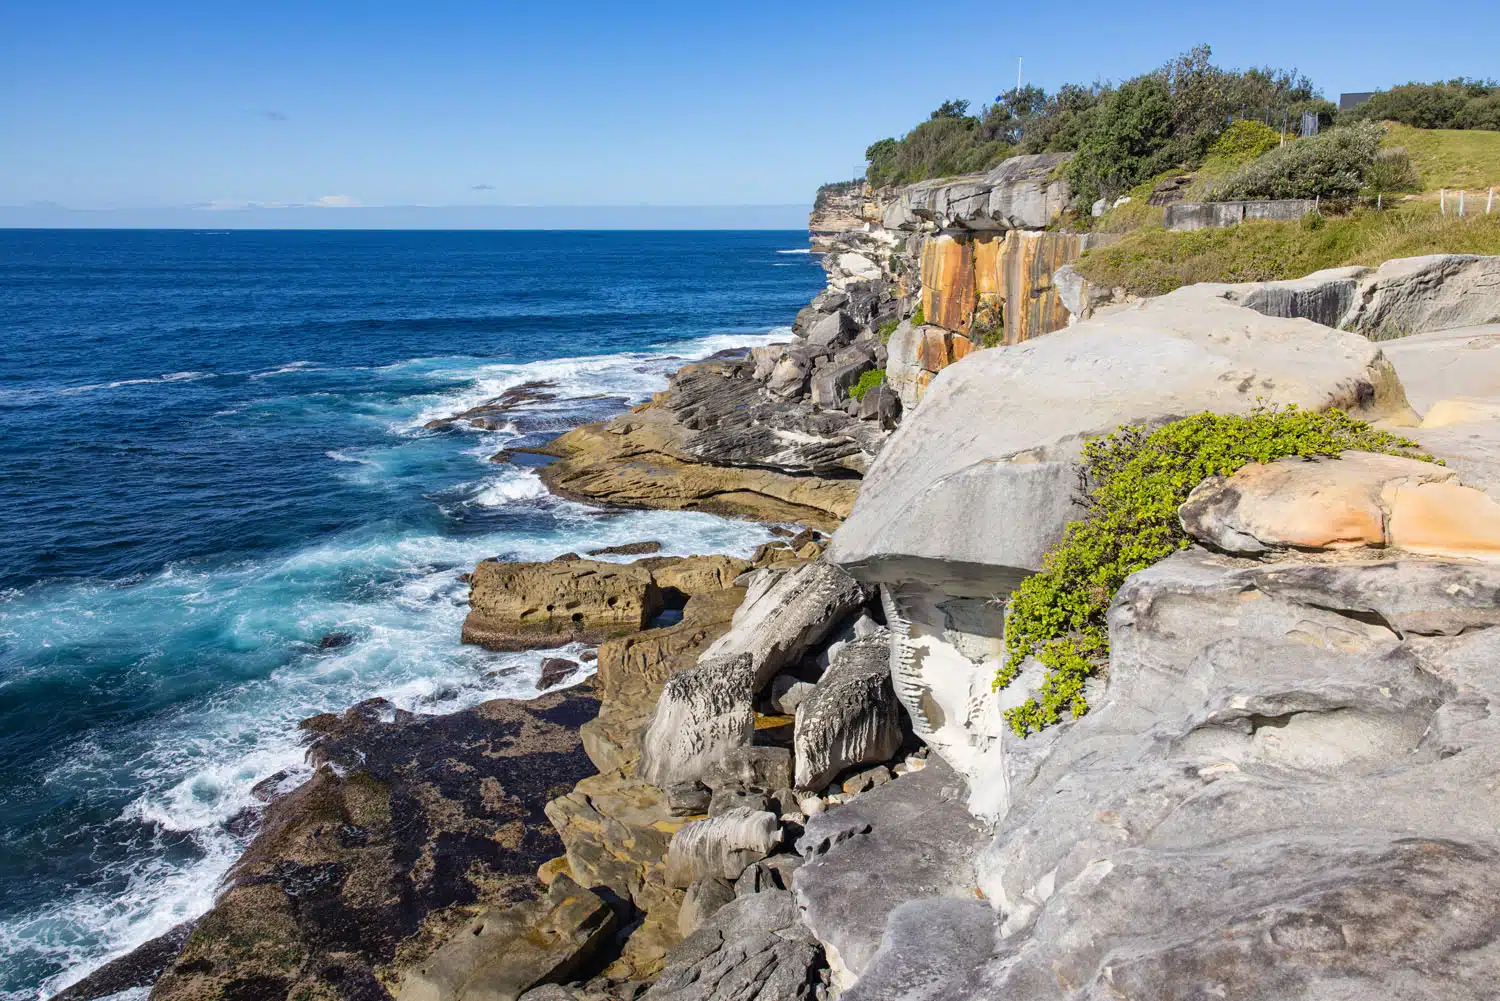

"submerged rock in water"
[537,657,582,690]
[587,541,664,557]
[49,922,197,1001]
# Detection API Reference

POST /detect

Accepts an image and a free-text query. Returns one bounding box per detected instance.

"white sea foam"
[398,328,789,434]
[776,248,813,254]
[325,449,377,465]
[249,361,318,380]
[60,371,215,396]
[469,470,549,506]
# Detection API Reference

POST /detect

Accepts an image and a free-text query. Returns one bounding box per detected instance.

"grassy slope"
[1077,125,1500,297]
[1077,202,1500,298]
[1386,123,1500,191]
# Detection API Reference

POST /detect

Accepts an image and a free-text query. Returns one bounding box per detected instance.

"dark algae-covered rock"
[147,688,601,1001]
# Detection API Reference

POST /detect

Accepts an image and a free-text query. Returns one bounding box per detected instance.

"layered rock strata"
[528,359,883,531]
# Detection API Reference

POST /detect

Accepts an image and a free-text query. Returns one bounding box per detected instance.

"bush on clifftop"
[1209,122,1385,201]
[995,407,1431,736]
[1342,79,1500,131]
[865,45,1319,201]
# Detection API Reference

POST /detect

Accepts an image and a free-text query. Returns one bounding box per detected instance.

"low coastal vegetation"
[1076,200,1500,297]
[995,407,1431,735]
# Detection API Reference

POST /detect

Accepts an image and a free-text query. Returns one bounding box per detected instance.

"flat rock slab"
[1381,323,1500,414]
[463,559,662,651]
[792,756,989,984]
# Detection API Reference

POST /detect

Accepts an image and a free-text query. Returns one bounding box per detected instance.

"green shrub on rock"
[1207,119,1283,164]
[848,369,886,401]
[995,406,1431,736]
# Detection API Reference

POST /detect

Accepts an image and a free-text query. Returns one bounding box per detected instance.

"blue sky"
[2,0,1497,225]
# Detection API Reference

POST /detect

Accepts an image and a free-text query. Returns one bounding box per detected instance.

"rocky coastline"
[60,159,1500,1001]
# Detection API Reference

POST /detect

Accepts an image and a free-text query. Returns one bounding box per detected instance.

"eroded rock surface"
[531,360,883,531]
[639,563,869,788]
[641,891,826,1001]
[1179,450,1500,559]
[149,690,601,1001]
[792,757,986,988]
[792,631,901,792]
[397,875,616,1001]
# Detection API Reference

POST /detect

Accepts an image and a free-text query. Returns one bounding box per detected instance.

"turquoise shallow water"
[0,229,823,998]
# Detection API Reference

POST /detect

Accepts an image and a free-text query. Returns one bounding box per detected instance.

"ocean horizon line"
[0,202,815,230]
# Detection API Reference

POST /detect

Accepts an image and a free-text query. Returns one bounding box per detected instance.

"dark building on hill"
[1339,92,1375,111]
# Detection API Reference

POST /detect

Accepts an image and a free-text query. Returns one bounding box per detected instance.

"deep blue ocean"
[0,229,823,998]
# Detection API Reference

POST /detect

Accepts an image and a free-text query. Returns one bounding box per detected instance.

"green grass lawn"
[1385,123,1500,191]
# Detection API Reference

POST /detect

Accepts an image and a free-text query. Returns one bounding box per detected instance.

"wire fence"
[1439,188,1497,216]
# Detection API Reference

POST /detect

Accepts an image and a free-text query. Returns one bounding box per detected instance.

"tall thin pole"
[1441,189,1447,215]
[1460,190,1466,217]
[1017,57,1023,94]
[1488,187,1494,215]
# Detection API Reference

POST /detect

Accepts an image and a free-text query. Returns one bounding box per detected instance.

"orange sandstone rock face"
[918,234,975,333]
[919,231,1091,345]
[1179,451,1500,560]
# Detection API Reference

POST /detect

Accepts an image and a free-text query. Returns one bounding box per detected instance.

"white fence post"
[1441,189,1447,215]
[1489,188,1495,215]
[1460,190,1466,217]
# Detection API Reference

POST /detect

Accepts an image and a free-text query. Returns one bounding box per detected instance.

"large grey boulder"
[792,757,988,989]
[939,548,1500,1000]
[804,309,858,351]
[643,890,826,1001]
[664,808,782,887]
[828,284,1413,593]
[678,877,735,938]
[766,354,812,400]
[809,357,875,411]
[1340,254,1500,337]
[793,631,902,791]
[700,561,869,689]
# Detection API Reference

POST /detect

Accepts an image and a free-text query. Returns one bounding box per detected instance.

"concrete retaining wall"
[1165,199,1317,231]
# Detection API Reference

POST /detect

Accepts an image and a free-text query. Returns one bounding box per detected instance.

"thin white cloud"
[194,196,359,211]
